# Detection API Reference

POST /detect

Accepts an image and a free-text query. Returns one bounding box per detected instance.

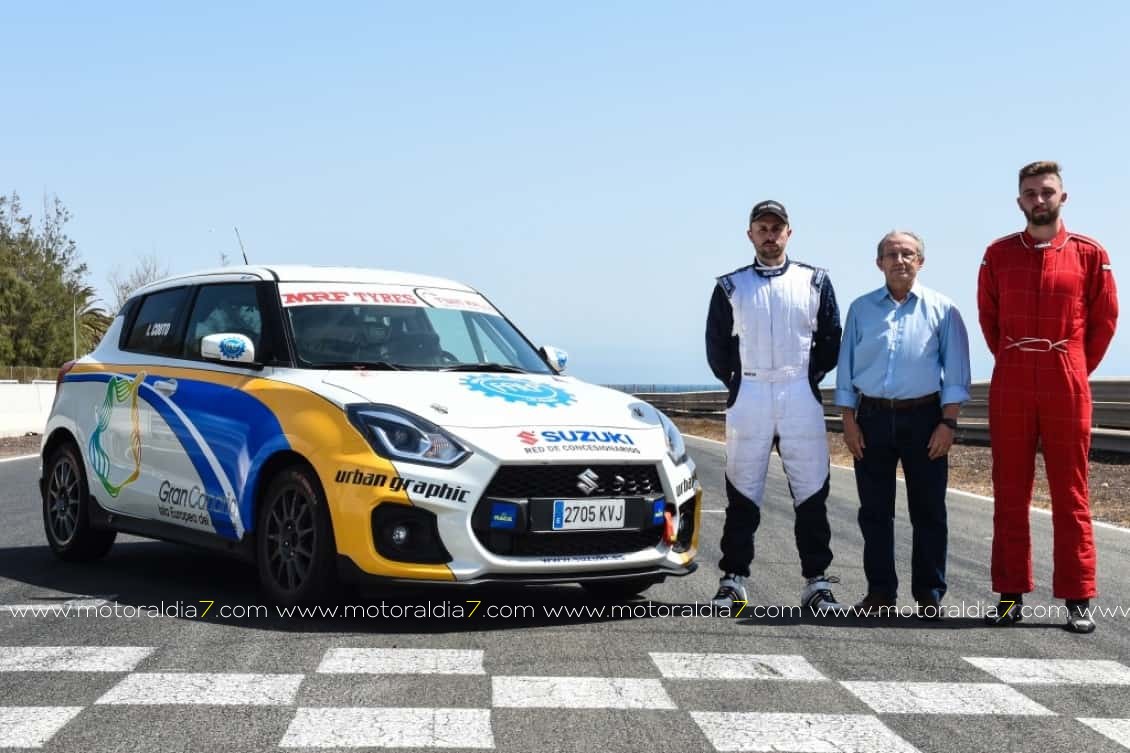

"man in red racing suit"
[977,160,1118,633]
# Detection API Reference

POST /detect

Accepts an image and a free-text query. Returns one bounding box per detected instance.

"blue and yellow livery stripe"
[65,363,455,581]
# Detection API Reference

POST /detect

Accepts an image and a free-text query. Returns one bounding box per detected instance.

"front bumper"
[327,454,701,583]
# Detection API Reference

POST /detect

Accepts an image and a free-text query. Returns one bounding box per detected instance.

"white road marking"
[0,599,110,615]
[840,681,1055,715]
[318,648,485,675]
[0,707,83,748]
[650,652,826,681]
[95,673,304,705]
[0,646,153,672]
[965,657,1130,685]
[492,676,676,709]
[0,454,37,463]
[1078,718,1130,748]
[691,712,921,752]
[280,707,494,748]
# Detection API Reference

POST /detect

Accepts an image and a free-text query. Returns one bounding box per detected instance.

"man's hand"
[927,423,954,460]
[842,413,865,460]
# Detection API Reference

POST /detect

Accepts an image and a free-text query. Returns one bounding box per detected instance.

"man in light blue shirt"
[835,230,971,620]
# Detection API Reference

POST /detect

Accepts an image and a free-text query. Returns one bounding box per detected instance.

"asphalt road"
[1,437,1129,752]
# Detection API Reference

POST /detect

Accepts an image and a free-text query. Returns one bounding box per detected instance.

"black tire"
[42,442,116,561]
[256,465,339,607]
[581,576,662,601]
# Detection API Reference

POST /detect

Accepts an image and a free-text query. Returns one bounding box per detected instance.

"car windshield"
[280,282,553,373]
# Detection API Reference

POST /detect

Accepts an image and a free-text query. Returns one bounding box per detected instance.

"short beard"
[1027,206,1060,226]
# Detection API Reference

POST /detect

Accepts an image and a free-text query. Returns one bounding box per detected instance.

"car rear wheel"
[581,575,662,600]
[42,442,116,561]
[256,465,339,606]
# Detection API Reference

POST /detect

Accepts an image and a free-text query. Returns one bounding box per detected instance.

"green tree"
[0,191,109,367]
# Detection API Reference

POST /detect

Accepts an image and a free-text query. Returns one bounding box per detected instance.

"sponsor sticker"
[516,429,640,455]
[334,468,471,503]
[415,287,498,314]
[462,375,575,408]
[278,283,421,307]
[489,501,518,530]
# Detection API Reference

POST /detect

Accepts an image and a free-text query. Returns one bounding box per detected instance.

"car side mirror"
[201,333,259,367]
[540,345,568,373]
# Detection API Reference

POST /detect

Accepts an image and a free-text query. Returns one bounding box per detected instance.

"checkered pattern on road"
[3,647,1130,751]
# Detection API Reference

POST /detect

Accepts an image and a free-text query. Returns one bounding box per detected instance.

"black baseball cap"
[749,200,789,225]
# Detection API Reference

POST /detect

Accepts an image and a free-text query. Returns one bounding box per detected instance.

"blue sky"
[5,2,1127,385]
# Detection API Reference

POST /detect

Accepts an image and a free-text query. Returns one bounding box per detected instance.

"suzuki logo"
[517,431,538,446]
[576,468,600,495]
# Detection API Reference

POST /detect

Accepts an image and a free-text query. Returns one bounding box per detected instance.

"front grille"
[474,464,667,558]
[483,464,662,499]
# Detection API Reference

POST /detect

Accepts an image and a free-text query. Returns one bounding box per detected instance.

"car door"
[162,281,282,540]
[94,286,193,521]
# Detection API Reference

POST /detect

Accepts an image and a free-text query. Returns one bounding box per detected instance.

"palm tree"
[71,284,113,357]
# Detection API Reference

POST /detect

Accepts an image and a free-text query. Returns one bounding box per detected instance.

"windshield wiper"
[313,361,403,371]
[441,362,527,373]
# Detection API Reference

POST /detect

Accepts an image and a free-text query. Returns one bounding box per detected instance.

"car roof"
[131,264,478,299]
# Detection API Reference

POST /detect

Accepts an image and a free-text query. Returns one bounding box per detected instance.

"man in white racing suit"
[705,200,847,613]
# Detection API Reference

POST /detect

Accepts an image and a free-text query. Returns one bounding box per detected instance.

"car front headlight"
[347,404,470,467]
[657,409,688,466]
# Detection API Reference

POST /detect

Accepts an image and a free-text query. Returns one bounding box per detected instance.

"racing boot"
[802,574,849,615]
[984,593,1023,626]
[711,574,748,610]
[1065,600,1096,634]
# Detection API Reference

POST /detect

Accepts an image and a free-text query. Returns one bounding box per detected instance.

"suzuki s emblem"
[576,468,600,495]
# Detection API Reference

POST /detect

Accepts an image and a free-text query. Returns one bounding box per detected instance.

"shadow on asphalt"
[0,541,715,633]
[1,542,1072,634]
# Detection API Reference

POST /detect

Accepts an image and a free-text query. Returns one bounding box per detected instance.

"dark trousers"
[718,476,833,579]
[853,400,948,602]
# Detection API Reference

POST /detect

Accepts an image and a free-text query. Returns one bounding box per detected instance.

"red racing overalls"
[977,226,1118,599]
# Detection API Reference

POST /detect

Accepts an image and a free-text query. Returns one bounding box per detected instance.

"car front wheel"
[256,465,339,607]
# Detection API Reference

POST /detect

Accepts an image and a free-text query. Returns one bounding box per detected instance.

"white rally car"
[40,266,700,605]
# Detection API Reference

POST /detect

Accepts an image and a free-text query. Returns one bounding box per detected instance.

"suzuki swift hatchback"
[41,266,700,605]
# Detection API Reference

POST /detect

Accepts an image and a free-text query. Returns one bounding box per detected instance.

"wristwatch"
[939,418,958,431]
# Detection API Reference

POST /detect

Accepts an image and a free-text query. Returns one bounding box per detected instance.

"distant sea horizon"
[603,383,722,393]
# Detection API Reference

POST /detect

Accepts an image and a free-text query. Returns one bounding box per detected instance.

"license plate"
[551,498,625,531]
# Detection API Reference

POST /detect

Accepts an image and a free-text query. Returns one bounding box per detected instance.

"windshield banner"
[278,283,497,314]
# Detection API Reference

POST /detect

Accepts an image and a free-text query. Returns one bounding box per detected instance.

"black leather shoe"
[853,593,897,617]
[984,593,1023,626]
[915,597,943,621]
[1065,600,1096,634]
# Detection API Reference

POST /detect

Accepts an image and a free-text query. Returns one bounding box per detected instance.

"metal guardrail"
[633,379,1130,455]
[0,366,57,383]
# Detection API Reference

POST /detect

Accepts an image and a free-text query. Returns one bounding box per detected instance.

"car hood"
[322,371,652,429]
[321,371,671,462]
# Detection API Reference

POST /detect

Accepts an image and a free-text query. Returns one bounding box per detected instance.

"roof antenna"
[234,226,249,265]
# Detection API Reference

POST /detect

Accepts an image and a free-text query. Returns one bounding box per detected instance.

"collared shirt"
[834,281,971,408]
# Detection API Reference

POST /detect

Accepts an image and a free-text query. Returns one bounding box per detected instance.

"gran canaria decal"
[88,372,146,498]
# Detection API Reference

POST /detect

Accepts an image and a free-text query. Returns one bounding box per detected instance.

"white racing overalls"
[705,258,841,578]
